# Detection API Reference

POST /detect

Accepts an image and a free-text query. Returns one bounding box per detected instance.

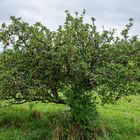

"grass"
[0,95,140,140]
[97,95,140,140]
[0,103,67,140]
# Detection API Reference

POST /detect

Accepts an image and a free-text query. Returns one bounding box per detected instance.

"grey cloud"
[1,0,140,51]
[0,0,140,34]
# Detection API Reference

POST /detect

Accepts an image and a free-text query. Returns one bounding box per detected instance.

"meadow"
[0,95,140,140]
[0,12,140,140]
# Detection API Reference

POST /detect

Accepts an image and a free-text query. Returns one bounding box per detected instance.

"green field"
[0,95,140,140]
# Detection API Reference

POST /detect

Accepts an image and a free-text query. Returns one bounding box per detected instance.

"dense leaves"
[0,11,140,131]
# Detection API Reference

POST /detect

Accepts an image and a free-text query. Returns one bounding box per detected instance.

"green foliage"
[0,10,140,134]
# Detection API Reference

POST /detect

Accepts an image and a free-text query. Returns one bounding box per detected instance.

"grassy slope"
[97,95,140,140]
[0,96,140,140]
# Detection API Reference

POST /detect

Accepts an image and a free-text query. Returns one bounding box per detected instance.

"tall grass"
[0,96,140,140]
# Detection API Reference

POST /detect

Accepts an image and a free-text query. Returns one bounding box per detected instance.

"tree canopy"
[0,11,140,131]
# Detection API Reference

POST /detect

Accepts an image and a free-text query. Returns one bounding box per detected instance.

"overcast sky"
[0,0,140,51]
